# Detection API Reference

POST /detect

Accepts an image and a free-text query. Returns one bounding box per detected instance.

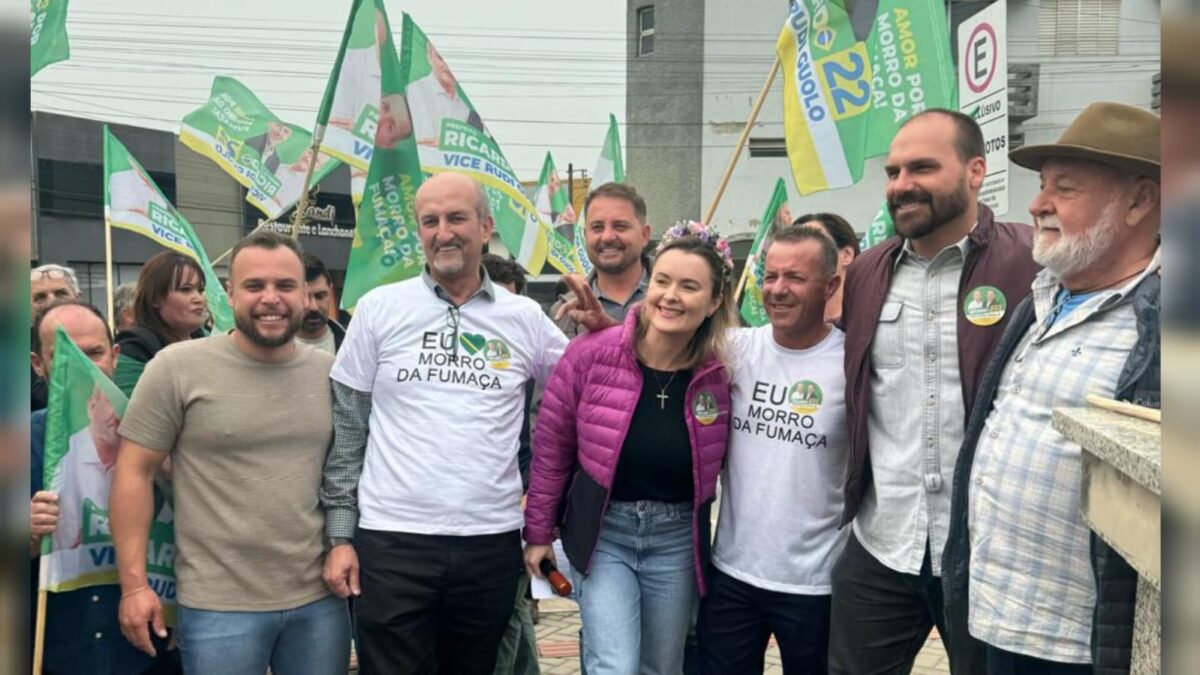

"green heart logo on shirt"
[459,333,487,354]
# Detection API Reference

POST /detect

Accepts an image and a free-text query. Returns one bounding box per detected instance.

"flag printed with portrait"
[776,0,956,195]
[533,152,583,273]
[39,328,178,619]
[400,14,567,276]
[180,77,343,221]
[739,178,790,327]
[31,0,70,76]
[332,0,426,311]
[319,0,384,182]
[573,114,626,277]
[104,127,234,331]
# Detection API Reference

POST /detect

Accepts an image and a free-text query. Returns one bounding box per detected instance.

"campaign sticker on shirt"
[693,391,719,425]
[787,380,823,415]
[483,338,512,369]
[963,286,1007,326]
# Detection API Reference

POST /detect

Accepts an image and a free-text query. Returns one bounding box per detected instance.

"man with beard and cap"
[552,182,653,337]
[320,171,566,674]
[943,102,1161,675]
[829,109,1040,675]
[298,253,346,355]
[110,231,351,674]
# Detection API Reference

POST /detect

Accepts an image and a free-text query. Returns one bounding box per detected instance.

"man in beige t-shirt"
[110,231,351,675]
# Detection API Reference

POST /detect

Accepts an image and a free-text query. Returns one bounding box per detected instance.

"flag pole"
[104,218,115,333]
[289,127,326,240]
[33,552,49,675]
[732,252,756,304]
[702,57,780,227]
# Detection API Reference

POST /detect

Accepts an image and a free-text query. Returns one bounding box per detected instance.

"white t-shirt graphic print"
[713,326,849,594]
[331,277,566,536]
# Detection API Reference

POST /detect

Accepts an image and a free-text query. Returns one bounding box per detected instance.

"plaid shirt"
[967,250,1160,663]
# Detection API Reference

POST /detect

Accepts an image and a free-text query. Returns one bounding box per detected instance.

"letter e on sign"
[965,23,997,94]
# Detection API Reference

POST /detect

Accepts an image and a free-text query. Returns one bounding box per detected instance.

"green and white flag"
[533,152,583,273]
[739,178,790,327]
[326,0,426,311]
[401,14,568,276]
[319,0,383,177]
[104,127,234,331]
[31,0,70,76]
[180,77,342,221]
[574,114,626,277]
[864,200,895,248]
[776,0,956,195]
[39,328,177,619]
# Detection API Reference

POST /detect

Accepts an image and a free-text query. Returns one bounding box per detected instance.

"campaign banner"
[739,178,790,327]
[319,0,383,178]
[31,0,70,76]
[776,0,956,195]
[401,14,566,276]
[104,127,234,331]
[571,114,626,277]
[864,200,895,248]
[180,76,342,220]
[333,0,426,311]
[39,328,177,619]
[533,153,583,273]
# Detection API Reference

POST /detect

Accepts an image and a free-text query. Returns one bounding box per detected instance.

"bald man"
[320,172,567,674]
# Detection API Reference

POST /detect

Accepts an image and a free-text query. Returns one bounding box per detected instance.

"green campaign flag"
[532,153,583,273]
[104,127,234,331]
[573,114,626,276]
[31,0,70,76]
[739,178,790,327]
[865,200,895,248]
[401,14,568,276]
[180,77,342,221]
[338,0,426,311]
[39,328,177,618]
[776,0,955,195]
[317,0,380,174]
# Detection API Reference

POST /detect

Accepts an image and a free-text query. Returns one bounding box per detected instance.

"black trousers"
[828,532,985,675]
[355,528,523,675]
[985,645,1091,675]
[698,566,831,674]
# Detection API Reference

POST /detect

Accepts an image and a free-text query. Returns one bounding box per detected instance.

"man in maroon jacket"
[828,109,1040,675]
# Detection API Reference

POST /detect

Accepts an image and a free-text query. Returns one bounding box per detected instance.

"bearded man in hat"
[942,102,1161,675]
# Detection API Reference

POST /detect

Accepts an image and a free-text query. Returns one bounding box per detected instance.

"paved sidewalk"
[532,598,951,675]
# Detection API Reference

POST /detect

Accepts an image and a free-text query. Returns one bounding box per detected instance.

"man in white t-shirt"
[699,226,850,674]
[408,43,480,146]
[53,387,121,553]
[320,171,567,674]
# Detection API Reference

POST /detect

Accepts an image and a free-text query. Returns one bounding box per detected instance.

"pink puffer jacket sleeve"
[523,339,587,545]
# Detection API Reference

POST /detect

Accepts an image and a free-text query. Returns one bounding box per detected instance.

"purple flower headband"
[655,220,736,283]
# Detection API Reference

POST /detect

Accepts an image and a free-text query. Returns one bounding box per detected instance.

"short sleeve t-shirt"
[713,326,850,594]
[118,334,334,612]
[331,277,567,536]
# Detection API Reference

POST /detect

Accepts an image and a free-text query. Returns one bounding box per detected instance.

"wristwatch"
[328,537,352,549]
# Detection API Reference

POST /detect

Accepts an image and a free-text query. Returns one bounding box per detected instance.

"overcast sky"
[30,0,628,177]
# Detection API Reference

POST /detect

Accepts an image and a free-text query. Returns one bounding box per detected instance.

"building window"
[1038,0,1121,56]
[38,159,176,220]
[638,6,655,56]
[748,137,788,158]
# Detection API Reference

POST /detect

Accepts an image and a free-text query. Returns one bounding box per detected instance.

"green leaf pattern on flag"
[739,178,790,327]
[104,127,234,332]
[338,0,426,311]
[31,0,70,76]
[180,77,342,221]
[40,328,177,615]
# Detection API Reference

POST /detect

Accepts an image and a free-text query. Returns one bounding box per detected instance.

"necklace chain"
[647,364,679,410]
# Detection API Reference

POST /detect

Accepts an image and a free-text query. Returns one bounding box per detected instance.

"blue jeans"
[576,500,696,675]
[177,594,351,675]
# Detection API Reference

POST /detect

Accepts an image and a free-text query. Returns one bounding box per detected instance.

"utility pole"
[565,165,589,214]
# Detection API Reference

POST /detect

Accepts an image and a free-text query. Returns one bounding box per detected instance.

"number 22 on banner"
[818,43,872,121]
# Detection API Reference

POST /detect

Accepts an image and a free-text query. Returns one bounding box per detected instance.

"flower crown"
[655,220,736,283]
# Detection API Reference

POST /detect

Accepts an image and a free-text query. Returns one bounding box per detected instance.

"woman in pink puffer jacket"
[524,225,736,675]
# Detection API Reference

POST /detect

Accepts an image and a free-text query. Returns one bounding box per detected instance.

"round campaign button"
[787,380,823,415]
[692,391,719,426]
[963,285,1007,326]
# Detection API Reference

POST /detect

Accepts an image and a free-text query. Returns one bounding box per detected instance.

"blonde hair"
[637,236,737,370]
